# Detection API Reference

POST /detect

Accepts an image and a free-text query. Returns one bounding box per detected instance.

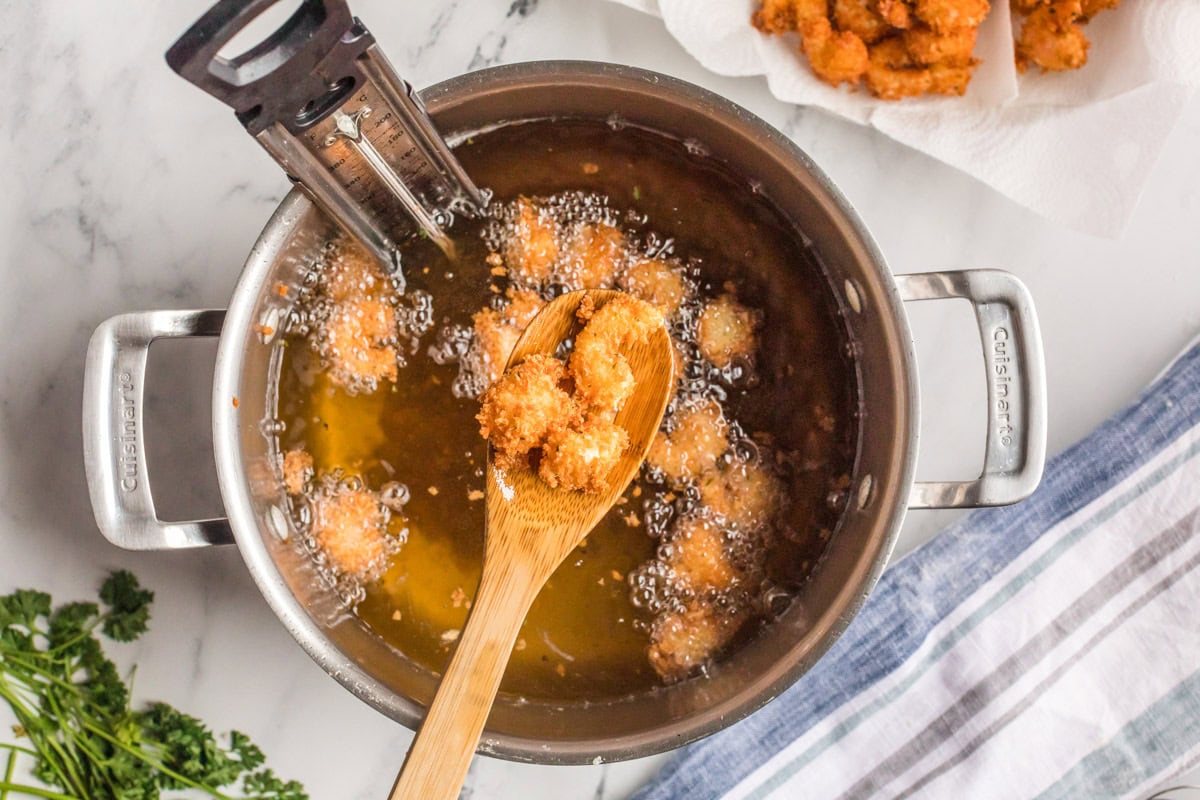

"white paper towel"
[605,0,1200,236]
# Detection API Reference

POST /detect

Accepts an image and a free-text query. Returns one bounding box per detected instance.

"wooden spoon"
[388,289,675,800]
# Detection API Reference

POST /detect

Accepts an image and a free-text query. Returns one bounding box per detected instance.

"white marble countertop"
[2,1,1198,798]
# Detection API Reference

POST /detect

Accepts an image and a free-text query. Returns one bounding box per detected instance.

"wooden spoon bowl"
[389,289,675,800]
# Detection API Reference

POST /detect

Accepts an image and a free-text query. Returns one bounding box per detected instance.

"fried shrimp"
[800,18,870,87]
[571,294,665,412]
[477,355,577,469]
[619,258,691,318]
[752,0,830,32]
[877,0,914,28]
[1015,0,1088,72]
[539,415,630,492]
[647,400,730,487]
[562,223,628,289]
[504,197,560,285]
[865,37,934,99]
[903,24,978,65]
[912,0,989,33]
[311,486,391,578]
[696,293,761,369]
[833,0,890,44]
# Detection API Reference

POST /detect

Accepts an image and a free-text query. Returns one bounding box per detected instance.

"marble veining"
[1,0,1199,798]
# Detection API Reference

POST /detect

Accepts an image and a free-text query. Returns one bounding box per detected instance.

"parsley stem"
[0,782,77,800]
[1,748,15,800]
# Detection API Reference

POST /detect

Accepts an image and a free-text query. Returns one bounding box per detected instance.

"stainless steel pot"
[82,62,1047,764]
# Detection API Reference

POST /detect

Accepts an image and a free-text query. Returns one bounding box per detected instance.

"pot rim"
[212,60,919,764]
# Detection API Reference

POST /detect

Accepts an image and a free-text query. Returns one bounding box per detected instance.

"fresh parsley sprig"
[0,571,308,800]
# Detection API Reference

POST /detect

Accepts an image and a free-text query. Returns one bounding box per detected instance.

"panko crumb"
[477,355,577,469]
[667,516,739,595]
[647,400,730,487]
[648,600,749,680]
[539,415,630,492]
[323,298,400,389]
[562,223,628,289]
[311,486,391,578]
[696,293,761,369]
[282,449,313,495]
[570,294,665,413]
[619,258,691,318]
[504,197,560,285]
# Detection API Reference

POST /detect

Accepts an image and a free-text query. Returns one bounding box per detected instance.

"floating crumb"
[467,488,485,501]
[633,485,643,498]
[555,662,567,677]
[515,638,527,651]
[441,629,460,645]
[623,511,641,527]
[427,486,440,496]
[275,283,289,297]
[282,449,314,495]
[490,265,508,276]
[582,162,600,175]
[258,324,275,337]
[391,610,402,621]
[450,586,469,608]
[231,396,239,408]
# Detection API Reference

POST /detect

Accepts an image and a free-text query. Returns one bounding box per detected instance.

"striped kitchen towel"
[634,339,1200,800]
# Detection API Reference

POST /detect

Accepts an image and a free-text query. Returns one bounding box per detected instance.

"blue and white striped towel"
[635,340,1200,800]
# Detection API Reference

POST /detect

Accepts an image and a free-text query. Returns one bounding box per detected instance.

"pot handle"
[896,270,1047,509]
[82,309,235,549]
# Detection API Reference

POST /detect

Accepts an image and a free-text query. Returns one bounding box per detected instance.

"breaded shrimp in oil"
[647,400,730,487]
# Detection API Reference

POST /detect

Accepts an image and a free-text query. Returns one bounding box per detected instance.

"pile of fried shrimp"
[477,293,665,494]
[279,192,810,681]
[752,0,1123,100]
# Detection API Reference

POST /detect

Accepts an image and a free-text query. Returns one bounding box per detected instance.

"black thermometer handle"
[166,0,370,135]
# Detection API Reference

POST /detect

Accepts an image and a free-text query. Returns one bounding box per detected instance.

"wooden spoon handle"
[389,563,540,800]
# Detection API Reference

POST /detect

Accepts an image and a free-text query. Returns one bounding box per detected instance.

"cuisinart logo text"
[116,370,138,491]
[992,328,1015,448]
